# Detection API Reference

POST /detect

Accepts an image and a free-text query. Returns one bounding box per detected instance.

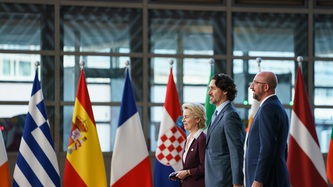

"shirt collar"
[215,100,230,115]
[188,129,203,139]
[260,94,275,106]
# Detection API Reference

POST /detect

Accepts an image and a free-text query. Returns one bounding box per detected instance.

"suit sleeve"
[224,111,245,185]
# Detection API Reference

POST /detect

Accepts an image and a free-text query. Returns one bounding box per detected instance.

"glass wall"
[1,0,333,157]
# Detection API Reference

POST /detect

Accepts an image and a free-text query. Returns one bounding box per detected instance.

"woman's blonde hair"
[182,103,207,129]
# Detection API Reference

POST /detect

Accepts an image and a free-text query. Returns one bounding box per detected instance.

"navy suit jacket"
[205,102,245,187]
[181,132,206,187]
[245,95,290,187]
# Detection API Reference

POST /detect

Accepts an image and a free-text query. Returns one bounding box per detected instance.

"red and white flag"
[0,130,10,187]
[153,67,186,187]
[287,66,327,187]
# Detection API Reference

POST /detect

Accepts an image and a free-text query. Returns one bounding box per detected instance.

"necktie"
[211,110,218,125]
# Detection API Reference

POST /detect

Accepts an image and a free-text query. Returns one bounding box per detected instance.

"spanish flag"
[0,130,10,187]
[63,68,107,187]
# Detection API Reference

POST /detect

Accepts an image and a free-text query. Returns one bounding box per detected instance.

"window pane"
[315,15,333,57]
[0,3,54,50]
[0,54,40,102]
[233,13,307,57]
[150,106,163,151]
[314,61,333,105]
[183,86,207,103]
[62,6,142,53]
[63,55,132,102]
[233,59,294,105]
[183,58,211,84]
[314,108,333,153]
[149,9,225,55]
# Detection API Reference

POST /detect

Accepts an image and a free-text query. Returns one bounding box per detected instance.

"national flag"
[110,68,152,187]
[243,80,260,185]
[203,62,215,133]
[13,68,60,187]
[0,130,10,187]
[326,124,333,184]
[63,68,107,187]
[154,67,186,187]
[246,99,260,132]
[287,66,327,187]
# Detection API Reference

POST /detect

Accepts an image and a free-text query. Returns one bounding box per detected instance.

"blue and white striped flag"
[13,68,60,187]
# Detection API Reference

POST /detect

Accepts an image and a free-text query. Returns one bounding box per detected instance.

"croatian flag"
[154,67,186,187]
[13,68,60,187]
[110,68,152,187]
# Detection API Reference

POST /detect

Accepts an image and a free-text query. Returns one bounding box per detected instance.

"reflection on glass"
[62,6,141,52]
[63,55,130,102]
[314,61,333,105]
[0,54,40,102]
[0,3,45,50]
[233,13,307,57]
[314,108,333,153]
[183,58,211,84]
[315,15,333,57]
[0,106,31,152]
[149,10,224,55]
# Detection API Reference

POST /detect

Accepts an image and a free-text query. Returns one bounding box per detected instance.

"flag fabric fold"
[203,64,215,133]
[154,67,186,187]
[110,68,152,187]
[287,66,327,187]
[0,130,10,187]
[64,68,107,187]
[13,69,60,187]
[327,124,333,184]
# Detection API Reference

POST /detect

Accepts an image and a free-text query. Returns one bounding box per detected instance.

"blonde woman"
[170,103,206,187]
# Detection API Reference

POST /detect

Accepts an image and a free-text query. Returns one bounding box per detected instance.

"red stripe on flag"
[111,157,152,187]
[288,136,327,187]
[164,68,182,122]
[76,69,96,126]
[63,160,86,187]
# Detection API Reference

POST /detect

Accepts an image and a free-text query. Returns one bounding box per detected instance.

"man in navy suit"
[245,71,290,187]
[205,73,245,187]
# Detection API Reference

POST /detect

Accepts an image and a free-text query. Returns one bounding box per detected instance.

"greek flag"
[13,68,60,187]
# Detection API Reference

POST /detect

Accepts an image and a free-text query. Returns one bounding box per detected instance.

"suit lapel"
[206,103,230,143]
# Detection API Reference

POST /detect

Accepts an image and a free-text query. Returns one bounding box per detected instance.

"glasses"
[251,80,267,85]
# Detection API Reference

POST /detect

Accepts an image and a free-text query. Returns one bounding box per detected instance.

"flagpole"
[169,59,174,68]
[35,61,40,70]
[209,58,214,69]
[79,60,85,70]
[256,57,262,72]
[297,56,303,69]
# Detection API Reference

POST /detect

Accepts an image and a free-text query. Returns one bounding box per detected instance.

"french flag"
[110,67,152,187]
[154,66,186,187]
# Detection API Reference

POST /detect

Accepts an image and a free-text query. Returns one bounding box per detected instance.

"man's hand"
[251,181,263,187]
